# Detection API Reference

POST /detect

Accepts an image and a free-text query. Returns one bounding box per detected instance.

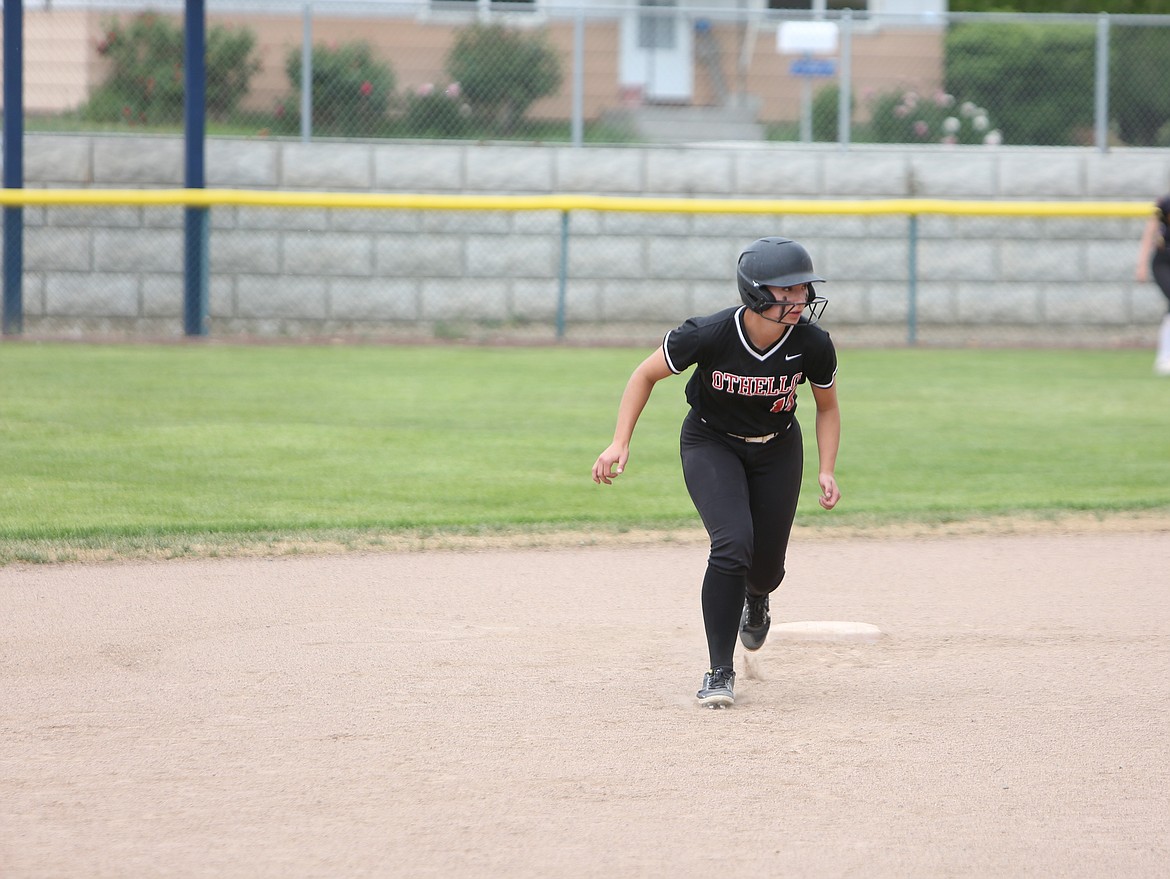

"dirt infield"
[3,522,1169,878]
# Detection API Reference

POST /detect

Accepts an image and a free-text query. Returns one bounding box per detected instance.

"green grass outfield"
[1,342,1168,563]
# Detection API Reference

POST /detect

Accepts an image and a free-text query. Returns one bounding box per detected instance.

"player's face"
[763,284,808,324]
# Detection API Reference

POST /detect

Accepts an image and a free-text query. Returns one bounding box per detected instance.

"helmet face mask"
[738,237,828,324]
[749,282,829,325]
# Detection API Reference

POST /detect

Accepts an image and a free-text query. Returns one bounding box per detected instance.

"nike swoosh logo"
[785,353,802,361]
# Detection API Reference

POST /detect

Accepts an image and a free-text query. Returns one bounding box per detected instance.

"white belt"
[726,431,781,443]
[700,417,786,444]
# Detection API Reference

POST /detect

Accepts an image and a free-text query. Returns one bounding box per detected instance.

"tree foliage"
[85,12,259,125]
[284,42,396,137]
[1110,23,1170,145]
[951,1,1170,12]
[945,16,1170,146]
[446,24,563,134]
[945,22,1097,145]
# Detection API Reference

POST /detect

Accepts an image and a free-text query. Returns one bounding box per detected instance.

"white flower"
[983,129,1002,146]
[960,101,977,117]
[973,114,989,131]
[942,116,961,134]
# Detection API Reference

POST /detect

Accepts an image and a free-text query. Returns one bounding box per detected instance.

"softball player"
[592,237,842,708]
[1135,194,1170,376]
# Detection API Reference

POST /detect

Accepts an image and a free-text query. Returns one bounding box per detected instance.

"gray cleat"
[696,666,735,708]
[739,592,771,651]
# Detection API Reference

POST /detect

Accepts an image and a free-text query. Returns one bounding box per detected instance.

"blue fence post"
[2,0,24,336]
[184,0,209,337]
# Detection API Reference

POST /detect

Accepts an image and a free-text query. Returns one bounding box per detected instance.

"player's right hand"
[818,472,841,510]
[592,444,628,485]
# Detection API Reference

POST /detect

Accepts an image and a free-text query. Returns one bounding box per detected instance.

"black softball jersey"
[662,305,837,439]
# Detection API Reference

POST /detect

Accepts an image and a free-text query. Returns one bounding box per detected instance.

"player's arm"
[592,347,673,485]
[1136,215,1159,282]
[810,382,841,510]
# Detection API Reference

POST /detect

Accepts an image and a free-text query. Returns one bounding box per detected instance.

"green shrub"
[812,84,853,142]
[445,23,563,134]
[84,12,259,125]
[402,83,471,138]
[865,87,1000,145]
[283,42,396,137]
[952,0,1167,10]
[204,25,260,121]
[1109,24,1170,146]
[944,21,1095,146]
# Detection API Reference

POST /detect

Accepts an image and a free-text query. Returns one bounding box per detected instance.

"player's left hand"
[818,473,840,510]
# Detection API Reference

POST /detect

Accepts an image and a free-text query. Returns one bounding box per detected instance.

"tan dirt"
[2,518,1168,878]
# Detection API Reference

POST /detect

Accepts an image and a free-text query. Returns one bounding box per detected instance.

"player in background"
[1135,193,1170,376]
[592,237,842,709]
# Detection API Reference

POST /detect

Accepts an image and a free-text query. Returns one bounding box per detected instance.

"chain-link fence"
[4,3,1169,348]
[3,188,1160,348]
[6,2,1170,149]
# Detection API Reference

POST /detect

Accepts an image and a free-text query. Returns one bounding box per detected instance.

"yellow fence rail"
[1,190,1155,341]
[0,189,1154,218]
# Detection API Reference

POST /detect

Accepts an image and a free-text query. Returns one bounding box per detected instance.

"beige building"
[7,1,946,136]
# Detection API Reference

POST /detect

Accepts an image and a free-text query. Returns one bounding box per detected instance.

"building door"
[619,0,694,104]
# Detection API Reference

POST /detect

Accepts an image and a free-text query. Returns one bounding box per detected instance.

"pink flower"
[417,83,434,97]
[360,80,373,97]
[913,120,929,138]
[445,82,461,99]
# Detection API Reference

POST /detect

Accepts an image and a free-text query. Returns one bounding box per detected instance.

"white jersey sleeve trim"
[661,331,682,374]
[810,365,838,389]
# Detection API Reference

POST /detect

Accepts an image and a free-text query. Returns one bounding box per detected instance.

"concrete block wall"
[11,133,1170,344]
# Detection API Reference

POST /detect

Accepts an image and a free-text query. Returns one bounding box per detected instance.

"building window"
[768,0,870,12]
[432,0,537,11]
[638,0,677,51]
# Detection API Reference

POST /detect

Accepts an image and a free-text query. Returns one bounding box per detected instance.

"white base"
[772,621,884,643]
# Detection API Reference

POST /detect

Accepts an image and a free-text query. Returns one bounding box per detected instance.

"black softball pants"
[1153,251,1170,310]
[679,410,804,670]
